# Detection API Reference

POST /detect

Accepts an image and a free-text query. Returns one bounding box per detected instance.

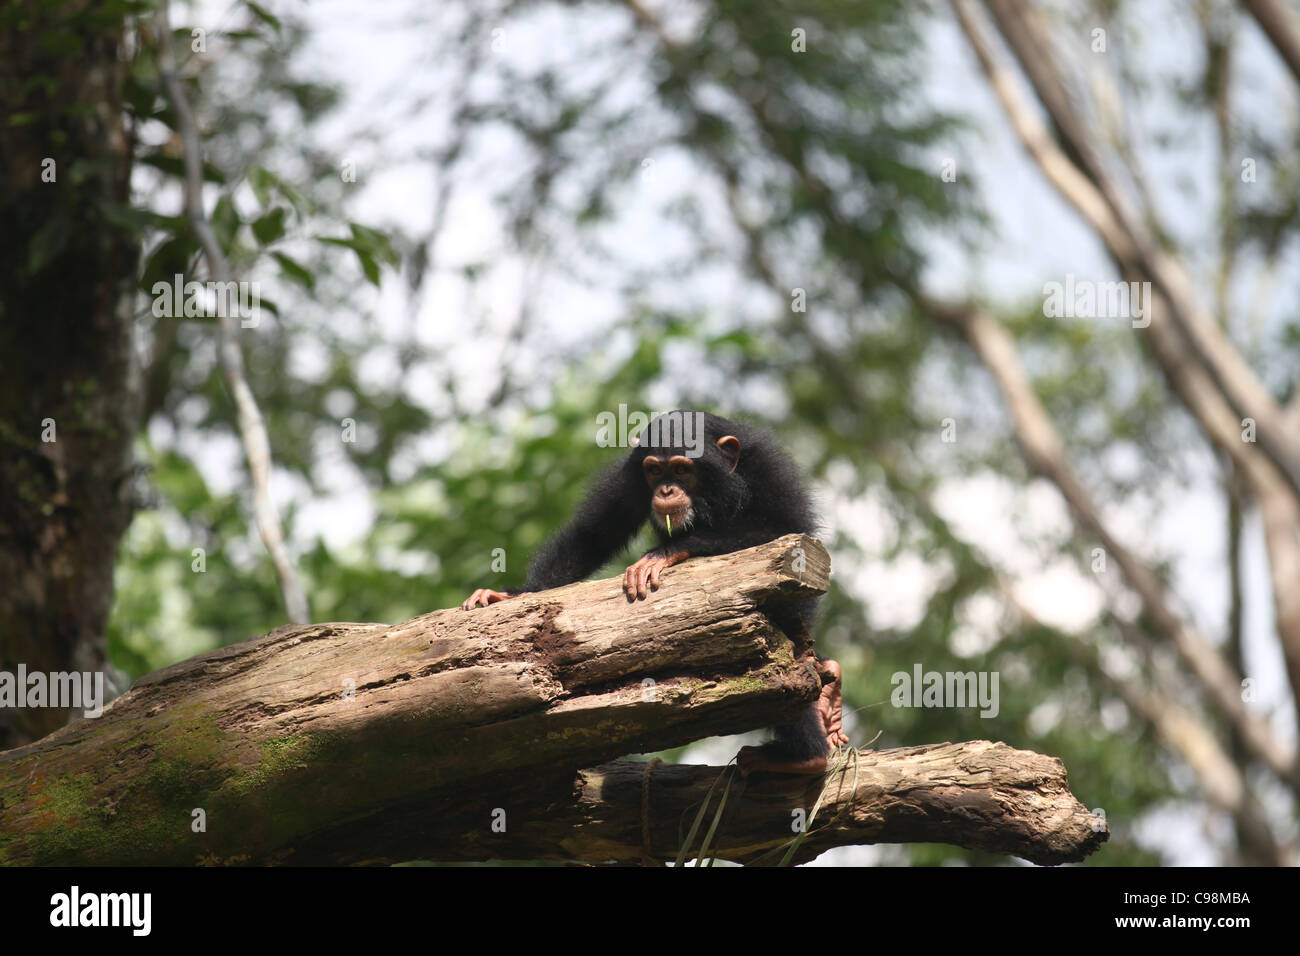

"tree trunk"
[0,1,139,748]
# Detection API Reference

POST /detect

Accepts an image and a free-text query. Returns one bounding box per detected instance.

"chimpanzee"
[461,409,848,774]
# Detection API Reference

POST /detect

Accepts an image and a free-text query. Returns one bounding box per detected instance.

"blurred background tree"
[4,0,1298,865]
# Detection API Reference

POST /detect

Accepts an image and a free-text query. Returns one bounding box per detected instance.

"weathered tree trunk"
[0,2,140,748]
[0,535,1105,865]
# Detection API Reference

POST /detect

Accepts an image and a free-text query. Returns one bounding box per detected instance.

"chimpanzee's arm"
[521,456,650,592]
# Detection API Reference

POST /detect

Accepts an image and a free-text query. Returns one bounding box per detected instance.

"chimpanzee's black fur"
[516,409,829,768]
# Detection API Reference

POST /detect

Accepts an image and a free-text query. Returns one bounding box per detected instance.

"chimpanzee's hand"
[461,588,513,610]
[622,549,690,601]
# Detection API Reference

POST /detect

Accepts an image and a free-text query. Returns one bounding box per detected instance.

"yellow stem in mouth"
[666,514,672,536]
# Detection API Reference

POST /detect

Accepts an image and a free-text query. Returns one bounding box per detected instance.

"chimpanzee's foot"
[817,658,849,750]
[736,746,829,777]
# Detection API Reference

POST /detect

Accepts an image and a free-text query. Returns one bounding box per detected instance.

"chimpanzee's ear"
[716,435,741,473]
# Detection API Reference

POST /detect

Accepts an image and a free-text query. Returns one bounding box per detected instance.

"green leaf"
[212,195,240,249]
[245,1,282,32]
[316,236,384,284]
[358,251,380,286]
[247,166,274,206]
[245,165,312,213]
[348,222,399,265]
[97,201,181,234]
[272,251,316,290]
[141,235,198,291]
[138,152,227,184]
[252,207,287,244]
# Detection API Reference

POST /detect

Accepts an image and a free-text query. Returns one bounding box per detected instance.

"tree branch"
[153,0,308,624]
[925,299,1299,792]
[1241,0,1300,88]
[961,0,1300,502]
[952,0,1300,744]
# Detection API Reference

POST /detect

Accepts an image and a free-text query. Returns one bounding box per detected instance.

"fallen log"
[0,534,1106,865]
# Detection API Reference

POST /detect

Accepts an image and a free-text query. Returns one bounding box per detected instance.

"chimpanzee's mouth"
[653,506,694,535]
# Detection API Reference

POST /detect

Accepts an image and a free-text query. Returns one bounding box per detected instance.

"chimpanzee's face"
[641,453,698,534]
[636,434,741,536]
